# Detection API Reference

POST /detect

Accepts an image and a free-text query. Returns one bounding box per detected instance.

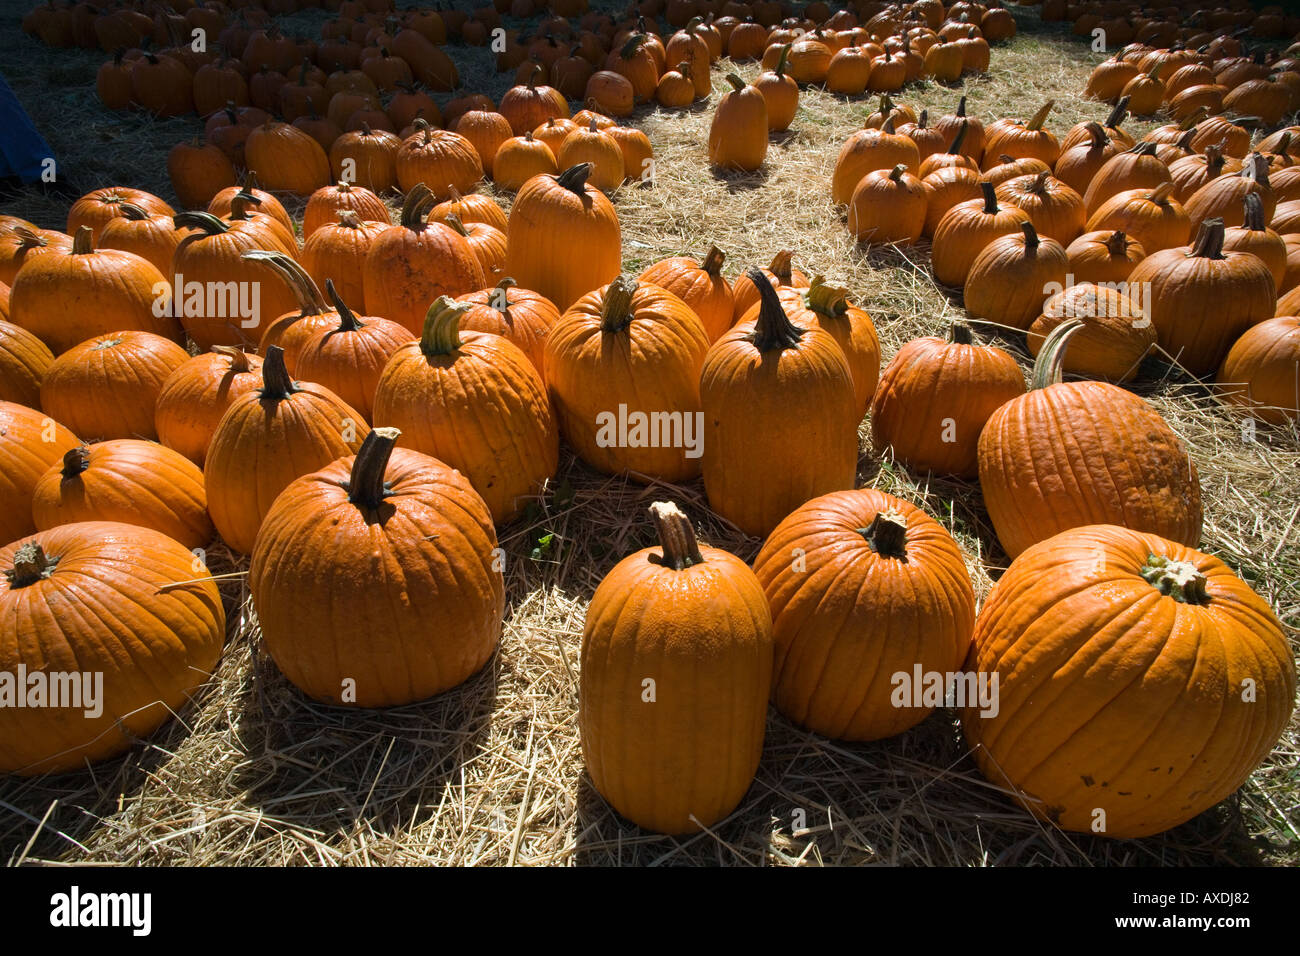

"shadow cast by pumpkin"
[711,164,772,191]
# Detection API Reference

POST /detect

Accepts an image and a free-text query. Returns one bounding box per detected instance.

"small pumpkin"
[154,346,264,465]
[981,100,1060,170]
[848,163,928,245]
[301,210,387,310]
[638,246,735,344]
[729,249,809,323]
[995,170,1087,244]
[1065,229,1146,285]
[754,43,798,131]
[831,116,920,206]
[931,181,1032,287]
[709,74,768,172]
[455,278,560,381]
[492,132,559,190]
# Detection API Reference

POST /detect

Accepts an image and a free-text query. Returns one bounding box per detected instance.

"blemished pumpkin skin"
[753,489,975,742]
[638,246,735,344]
[964,222,1069,331]
[709,74,768,172]
[545,277,710,483]
[155,347,264,466]
[0,400,81,546]
[363,184,486,335]
[579,501,773,835]
[962,523,1296,839]
[395,124,485,199]
[40,331,189,442]
[870,323,1025,479]
[0,320,54,408]
[1215,317,1300,426]
[978,319,1204,560]
[505,163,622,312]
[250,428,504,708]
[931,182,1032,288]
[455,278,560,382]
[205,345,369,554]
[1126,218,1277,379]
[1028,282,1156,383]
[373,297,558,524]
[32,441,213,550]
[1065,229,1146,286]
[701,269,858,538]
[8,227,180,356]
[730,250,810,324]
[0,522,226,776]
[831,116,921,207]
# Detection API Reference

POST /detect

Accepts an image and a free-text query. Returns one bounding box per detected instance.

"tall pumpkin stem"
[71,225,94,254]
[1020,220,1040,251]
[557,162,594,194]
[325,279,364,331]
[949,119,969,155]
[1189,218,1226,260]
[1241,191,1266,232]
[857,509,909,559]
[746,267,803,351]
[1030,318,1086,390]
[242,250,330,316]
[1105,96,1129,130]
[725,73,746,93]
[259,346,298,399]
[1026,99,1053,131]
[980,180,999,215]
[648,501,704,570]
[803,275,849,319]
[347,427,401,509]
[1141,554,1210,605]
[5,542,58,589]
[400,183,435,228]
[599,276,638,333]
[774,43,791,78]
[419,296,471,356]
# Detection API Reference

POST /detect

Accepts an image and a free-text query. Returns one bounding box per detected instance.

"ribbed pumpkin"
[557,116,626,191]
[41,331,189,442]
[499,65,570,135]
[67,187,173,244]
[964,222,1068,330]
[328,123,403,193]
[1080,141,1172,213]
[455,278,559,381]
[831,116,920,206]
[154,346,264,465]
[931,182,1031,287]
[533,117,579,155]
[0,522,225,775]
[301,181,390,239]
[1126,218,1277,378]
[579,500,773,835]
[0,320,53,408]
[241,250,343,372]
[428,186,509,232]
[978,320,1203,559]
[701,270,857,538]
[0,227,72,287]
[301,211,387,309]
[1216,317,1300,425]
[982,154,1052,187]
[0,400,81,546]
[493,132,559,190]
[443,214,507,285]
[638,246,735,344]
[395,125,485,199]
[1222,192,1287,289]
[754,44,798,131]
[1084,183,1190,256]
[505,164,622,312]
[1027,282,1156,383]
[934,95,985,159]
[204,345,369,554]
[981,100,1059,170]
[453,109,514,177]
[372,297,557,524]
[362,184,485,334]
[250,428,504,707]
[847,164,928,245]
[963,523,1295,839]
[1184,154,1276,232]
[709,74,769,172]
[1053,122,1120,197]
[32,440,212,550]
[994,170,1087,244]
[730,249,810,323]
[9,227,179,356]
[922,165,983,237]
[97,202,185,278]
[208,173,293,234]
[545,277,709,482]
[244,121,331,195]
[168,140,238,210]
[870,323,1025,478]
[753,489,975,741]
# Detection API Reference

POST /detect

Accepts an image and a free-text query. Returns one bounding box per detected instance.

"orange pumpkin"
[154,346,265,465]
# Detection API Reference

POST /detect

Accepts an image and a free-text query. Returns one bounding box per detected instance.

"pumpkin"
[730,250,809,323]
[931,181,1032,287]
[754,44,798,131]
[1080,142,1172,213]
[221,192,299,256]
[533,117,579,156]
[1027,282,1156,382]
[395,124,485,199]
[32,440,212,550]
[0,522,225,775]
[995,170,1087,244]
[1222,192,1288,290]
[1053,123,1118,198]
[0,400,80,546]
[505,163,621,312]
[1282,233,1300,293]
[493,132,559,190]
[545,276,709,482]
[0,227,72,287]
[1184,154,1276,233]
[708,74,768,173]
[67,187,173,245]
[455,278,559,382]
[963,222,1068,331]
[1126,218,1277,378]
[700,269,857,537]
[557,116,626,191]
[250,428,503,707]
[1065,229,1146,285]
[372,297,557,524]
[638,246,735,344]
[244,121,331,196]
[666,17,712,98]
[302,181,389,239]
[1060,100,1135,152]
[454,109,514,177]
[922,165,983,238]
[167,141,238,210]
[40,331,188,442]
[1084,182,1191,256]
[301,210,387,310]
[428,186,509,233]
[1215,316,1300,425]
[982,154,1052,187]
[963,523,1295,839]
[328,123,402,194]
[155,346,264,465]
[847,164,927,245]
[826,40,871,95]
[607,126,654,185]
[978,319,1203,559]
[0,320,53,409]
[753,489,975,741]
[9,227,178,356]
[831,116,920,206]
[97,202,184,279]
[208,172,293,234]
[933,95,985,159]
[981,100,1059,170]
[500,65,571,135]
[871,322,1024,478]
[242,251,343,370]
[579,500,773,835]
[363,184,485,335]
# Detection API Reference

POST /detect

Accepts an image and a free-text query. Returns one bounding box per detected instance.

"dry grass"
[2,6,1298,866]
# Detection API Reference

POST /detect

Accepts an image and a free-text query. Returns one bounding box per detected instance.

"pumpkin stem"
[241,250,330,316]
[174,211,231,235]
[949,119,968,155]
[979,180,999,214]
[1020,220,1040,251]
[1149,181,1174,204]
[768,249,795,284]
[61,445,90,479]
[1129,141,1157,156]
[1105,96,1129,131]
[947,321,973,345]
[5,542,58,589]
[882,114,897,134]
[1082,121,1107,149]
[1026,100,1053,131]
[648,501,703,571]
[526,63,542,90]
[346,427,400,510]
[1243,151,1271,188]
[419,296,471,356]
[599,275,638,333]
[1205,144,1225,178]
[1240,191,1266,232]
[917,109,928,129]
[701,245,725,276]
[1140,554,1210,604]
[955,94,967,118]
[325,279,364,332]
[746,267,803,351]
[774,43,791,79]
[212,344,252,373]
[803,275,849,319]
[725,73,746,93]
[1188,217,1226,260]
[620,33,646,59]
[227,191,262,220]
[400,183,435,228]
[856,509,908,559]
[557,162,594,194]
[888,163,907,183]
[444,212,470,237]
[1029,318,1086,390]
[259,345,298,400]
[71,225,94,254]
[10,227,48,250]
[492,276,516,315]
[119,202,151,222]
[1103,230,1130,257]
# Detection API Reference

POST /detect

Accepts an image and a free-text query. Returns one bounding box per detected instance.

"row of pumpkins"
[1035,0,1300,44]
[0,157,1295,841]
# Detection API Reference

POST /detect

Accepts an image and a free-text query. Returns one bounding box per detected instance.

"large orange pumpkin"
[1215,316,1300,425]
[154,347,264,465]
[0,400,81,546]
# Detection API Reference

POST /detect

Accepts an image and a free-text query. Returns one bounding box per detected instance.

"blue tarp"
[0,72,56,183]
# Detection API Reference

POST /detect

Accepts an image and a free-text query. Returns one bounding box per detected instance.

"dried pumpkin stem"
[746,267,803,351]
[1026,100,1053,131]
[174,211,230,235]
[599,276,638,333]
[6,543,58,589]
[768,249,795,284]
[1020,220,1040,250]
[1189,218,1226,260]
[212,344,252,372]
[1241,191,1266,232]
[325,279,364,332]
[955,94,967,117]
[857,509,908,559]
[61,445,90,479]
[557,162,594,194]
[71,225,94,254]
[725,73,746,93]
[259,346,298,399]
[1141,554,1210,604]
[1105,96,1129,129]
[979,180,999,215]
[949,119,969,155]
[701,245,725,276]
[1030,317,1086,390]
[119,202,151,222]
[419,296,471,356]
[444,212,470,237]
[347,427,401,509]
[803,275,849,319]
[1104,230,1130,257]
[242,250,330,316]
[947,321,974,345]
[648,501,703,570]
[400,183,435,227]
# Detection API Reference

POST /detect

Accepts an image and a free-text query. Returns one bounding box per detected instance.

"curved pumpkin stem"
[1030,318,1086,390]
[259,345,299,400]
[599,275,638,333]
[857,509,908,559]
[5,542,58,589]
[1019,220,1040,252]
[1105,95,1129,130]
[802,275,849,319]
[774,43,791,79]
[71,225,94,254]
[419,296,472,356]
[60,445,91,479]
[746,267,803,351]
[701,245,725,276]
[949,119,969,155]
[325,279,364,332]
[492,276,516,316]
[768,249,795,284]
[443,212,471,237]
[119,202,152,222]
[1081,121,1108,149]
[557,162,594,195]
[1025,99,1053,131]
[648,501,703,570]
[212,344,253,373]
[174,211,231,236]
[241,250,330,316]
[1140,554,1210,604]
[347,426,400,509]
